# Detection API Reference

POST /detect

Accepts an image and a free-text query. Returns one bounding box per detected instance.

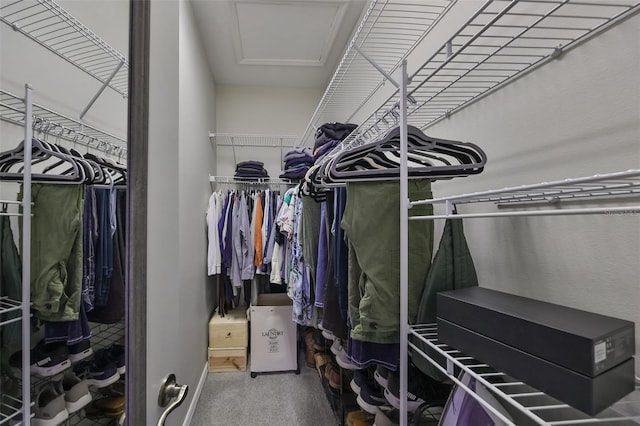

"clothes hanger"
[325,125,486,182]
[0,137,84,182]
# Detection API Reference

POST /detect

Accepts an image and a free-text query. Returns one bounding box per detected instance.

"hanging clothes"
[21,183,85,322]
[341,179,434,345]
[0,213,22,352]
[412,218,479,382]
[206,191,222,276]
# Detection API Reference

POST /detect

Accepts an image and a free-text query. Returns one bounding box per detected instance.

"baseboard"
[183,362,208,426]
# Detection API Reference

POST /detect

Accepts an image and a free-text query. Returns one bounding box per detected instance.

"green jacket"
[412,218,478,382]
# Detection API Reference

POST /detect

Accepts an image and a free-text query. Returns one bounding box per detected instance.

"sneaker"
[30,340,71,377]
[384,364,451,413]
[334,343,360,370]
[33,383,69,426]
[76,354,120,388]
[350,367,377,395]
[330,337,342,355]
[54,371,92,413]
[103,344,125,375]
[374,365,391,388]
[356,380,389,415]
[321,327,336,341]
[68,339,93,363]
[374,406,441,425]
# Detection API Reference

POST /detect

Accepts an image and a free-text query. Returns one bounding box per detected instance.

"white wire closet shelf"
[408,169,640,219]
[409,324,640,426]
[0,296,22,326]
[0,394,26,425]
[0,0,128,97]
[209,133,298,148]
[334,0,640,154]
[0,88,127,157]
[299,0,454,147]
[209,175,294,186]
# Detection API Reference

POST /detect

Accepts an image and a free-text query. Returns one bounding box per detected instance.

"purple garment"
[314,139,340,161]
[334,188,349,320]
[284,156,313,169]
[283,147,312,159]
[314,203,327,308]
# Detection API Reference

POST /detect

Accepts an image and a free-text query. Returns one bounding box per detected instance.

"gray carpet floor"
[190,356,342,426]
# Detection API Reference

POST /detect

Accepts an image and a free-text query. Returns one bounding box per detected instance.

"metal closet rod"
[32,116,127,158]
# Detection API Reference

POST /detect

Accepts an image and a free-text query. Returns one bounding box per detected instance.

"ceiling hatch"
[231,0,348,67]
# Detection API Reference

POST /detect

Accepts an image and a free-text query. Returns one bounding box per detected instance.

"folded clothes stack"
[234,161,269,179]
[279,147,313,180]
[313,122,358,163]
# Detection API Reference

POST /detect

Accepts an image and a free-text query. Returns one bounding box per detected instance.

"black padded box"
[438,318,635,415]
[437,287,634,377]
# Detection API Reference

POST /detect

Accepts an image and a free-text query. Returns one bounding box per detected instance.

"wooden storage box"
[208,309,248,349]
[208,347,247,373]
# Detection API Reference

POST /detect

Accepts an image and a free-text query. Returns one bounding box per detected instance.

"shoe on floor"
[54,371,92,413]
[97,344,125,375]
[303,329,316,368]
[314,352,332,377]
[356,380,389,415]
[33,383,69,426]
[313,330,328,352]
[324,362,342,390]
[334,343,360,370]
[76,353,120,388]
[374,365,391,389]
[68,339,93,363]
[85,396,125,419]
[346,409,374,426]
[29,340,71,377]
[350,366,377,395]
[384,363,451,413]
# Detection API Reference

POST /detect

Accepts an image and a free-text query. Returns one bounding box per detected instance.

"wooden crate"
[208,347,247,373]
[208,309,248,349]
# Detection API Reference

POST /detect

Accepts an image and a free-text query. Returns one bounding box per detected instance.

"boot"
[303,328,315,368]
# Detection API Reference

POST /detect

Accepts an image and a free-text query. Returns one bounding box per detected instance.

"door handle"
[157,373,189,426]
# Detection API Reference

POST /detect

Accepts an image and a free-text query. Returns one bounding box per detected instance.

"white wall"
[421,13,640,372]
[176,0,217,422]
[146,0,216,424]
[214,85,323,177]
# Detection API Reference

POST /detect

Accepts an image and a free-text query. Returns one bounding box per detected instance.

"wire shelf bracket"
[408,168,640,219]
[0,88,127,159]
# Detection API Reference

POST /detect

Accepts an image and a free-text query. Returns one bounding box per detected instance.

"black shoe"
[68,339,93,363]
[350,366,377,395]
[11,340,72,377]
[356,379,390,414]
[384,363,451,412]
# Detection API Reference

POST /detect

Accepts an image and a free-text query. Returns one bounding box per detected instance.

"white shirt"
[206,191,222,275]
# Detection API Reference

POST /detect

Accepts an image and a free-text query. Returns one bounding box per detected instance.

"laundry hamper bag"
[250,294,298,376]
